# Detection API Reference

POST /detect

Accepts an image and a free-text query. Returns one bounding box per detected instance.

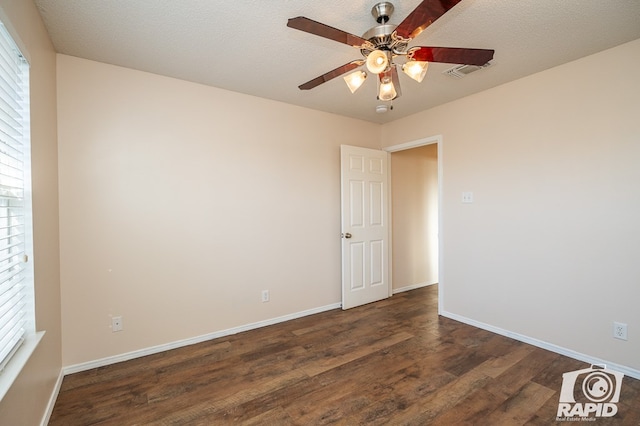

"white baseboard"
[393,281,437,295]
[62,302,341,376]
[441,310,640,380]
[40,369,64,426]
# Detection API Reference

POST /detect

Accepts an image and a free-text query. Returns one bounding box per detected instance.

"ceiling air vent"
[443,62,492,79]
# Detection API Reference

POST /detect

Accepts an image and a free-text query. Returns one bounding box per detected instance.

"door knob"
[342,233,352,239]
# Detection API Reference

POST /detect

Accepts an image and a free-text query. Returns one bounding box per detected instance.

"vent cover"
[443,62,492,79]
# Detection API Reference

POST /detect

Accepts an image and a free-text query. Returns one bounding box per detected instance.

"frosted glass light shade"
[402,60,428,82]
[378,80,397,101]
[343,70,367,93]
[366,50,389,74]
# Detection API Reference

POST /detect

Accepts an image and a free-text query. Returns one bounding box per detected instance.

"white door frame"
[383,135,444,314]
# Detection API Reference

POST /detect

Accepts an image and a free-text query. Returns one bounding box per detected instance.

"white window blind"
[0,22,32,372]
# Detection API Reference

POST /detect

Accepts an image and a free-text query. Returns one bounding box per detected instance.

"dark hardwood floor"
[50,286,640,425]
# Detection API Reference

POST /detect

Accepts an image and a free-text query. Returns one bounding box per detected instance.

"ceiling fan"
[287,0,494,105]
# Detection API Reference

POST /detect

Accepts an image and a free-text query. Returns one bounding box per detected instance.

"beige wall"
[56,55,381,366]
[0,0,61,424]
[382,38,640,372]
[391,144,438,290]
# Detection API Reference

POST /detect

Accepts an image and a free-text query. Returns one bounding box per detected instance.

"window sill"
[0,331,45,401]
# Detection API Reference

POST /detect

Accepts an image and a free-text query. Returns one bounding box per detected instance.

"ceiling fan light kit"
[378,79,397,101]
[286,0,494,108]
[343,70,368,93]
[402,60,429,82]
[366,49,390,74]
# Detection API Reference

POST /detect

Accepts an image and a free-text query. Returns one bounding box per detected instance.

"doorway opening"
[385,136,443,312]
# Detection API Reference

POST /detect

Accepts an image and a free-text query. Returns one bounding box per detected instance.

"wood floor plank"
[49,286,640,425]
[145,369,310,425]
[474,343,535,379]
[300,331,414,377]
[483,349,560,401]
[387,367,493,424]
[427,385,507,425]
[484,381,556,425]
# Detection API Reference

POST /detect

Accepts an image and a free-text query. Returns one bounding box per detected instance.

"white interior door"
[341,145,390,310]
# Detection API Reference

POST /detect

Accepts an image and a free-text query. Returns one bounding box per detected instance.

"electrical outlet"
[613,322,627,340]
[112,316,123,332]
[261,290,269,302]
[462,191,474,203]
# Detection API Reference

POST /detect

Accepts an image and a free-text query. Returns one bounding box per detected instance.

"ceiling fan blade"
[298,60,365,90]
[409,46,494,66]
[287,17,368,47]
[394,0,462,40]
[391,66,402,99]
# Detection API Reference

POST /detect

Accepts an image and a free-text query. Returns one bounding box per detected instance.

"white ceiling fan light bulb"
[378,79,397,101]
[402,60,429,82]
[366,50,389,74]
[343,70,367,93]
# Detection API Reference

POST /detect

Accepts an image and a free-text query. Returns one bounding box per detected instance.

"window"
[0,21,34,375]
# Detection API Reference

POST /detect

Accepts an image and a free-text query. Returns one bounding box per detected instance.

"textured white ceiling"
[34,0,640,124]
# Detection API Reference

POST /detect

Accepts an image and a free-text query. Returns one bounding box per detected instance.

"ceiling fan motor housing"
[361,2,407,58]
[361,23,408,58]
